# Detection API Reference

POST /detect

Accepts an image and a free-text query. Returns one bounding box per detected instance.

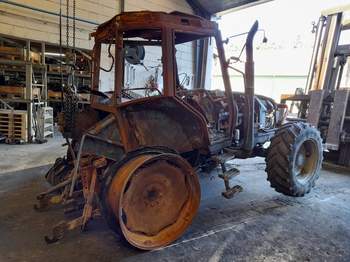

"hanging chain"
[63,91,78,137]
[73,0,76,50]
[62,0,78,138]
[66,0,70,47]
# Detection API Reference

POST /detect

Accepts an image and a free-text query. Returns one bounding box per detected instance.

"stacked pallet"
[0,46,41,63]
[47,90,90,102]
[0,86,40,99]
[48,90,62,101]
[48,64,70,74]
[0,46,25,61]
[0,109,28,143]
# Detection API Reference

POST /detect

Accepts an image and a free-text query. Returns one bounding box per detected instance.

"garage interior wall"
[0,0,195,91]
[0,0,115,49]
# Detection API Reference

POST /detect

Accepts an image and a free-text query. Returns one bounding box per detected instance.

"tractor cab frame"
[89,11,236,155]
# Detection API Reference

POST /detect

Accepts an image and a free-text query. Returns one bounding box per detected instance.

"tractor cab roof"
[91,11,219,44]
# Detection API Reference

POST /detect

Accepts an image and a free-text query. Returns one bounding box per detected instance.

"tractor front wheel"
[265,122,323,196]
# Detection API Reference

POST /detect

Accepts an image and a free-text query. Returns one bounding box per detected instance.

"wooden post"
[41,42,48,106]
[26,40,33,142]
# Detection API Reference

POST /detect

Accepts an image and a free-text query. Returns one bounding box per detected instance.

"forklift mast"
[308,7,350,151]
[282,5,350,166]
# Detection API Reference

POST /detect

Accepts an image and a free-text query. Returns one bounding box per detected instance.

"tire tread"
[265,122,323,197]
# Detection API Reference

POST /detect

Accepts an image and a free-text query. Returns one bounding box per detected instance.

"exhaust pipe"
[243,21,259,151]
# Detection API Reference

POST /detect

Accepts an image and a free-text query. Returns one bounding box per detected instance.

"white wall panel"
[125,0,192,13]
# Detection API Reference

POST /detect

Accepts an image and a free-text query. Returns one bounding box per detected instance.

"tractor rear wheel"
[104,152,200,250]
[265,122,323,196]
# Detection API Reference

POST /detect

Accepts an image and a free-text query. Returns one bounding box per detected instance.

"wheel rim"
[294,139,319,184]
[107,153,200,250]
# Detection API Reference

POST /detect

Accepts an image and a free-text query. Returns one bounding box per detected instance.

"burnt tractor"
[36,11,323,250]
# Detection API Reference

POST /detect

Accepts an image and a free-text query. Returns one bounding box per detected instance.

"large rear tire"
[265,122,323,196]
[103,152,200,250]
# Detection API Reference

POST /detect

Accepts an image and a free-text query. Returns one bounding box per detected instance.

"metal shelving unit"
[0,34,92,142]
[0,39,48,142]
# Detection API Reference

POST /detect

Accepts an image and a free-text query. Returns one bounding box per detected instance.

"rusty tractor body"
[36,11,323,250]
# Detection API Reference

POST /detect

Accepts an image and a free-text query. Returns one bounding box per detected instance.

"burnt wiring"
[178,72,190,87]
[100,43,115,72]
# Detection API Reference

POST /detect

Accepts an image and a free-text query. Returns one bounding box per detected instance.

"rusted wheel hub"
[106,153,200,250]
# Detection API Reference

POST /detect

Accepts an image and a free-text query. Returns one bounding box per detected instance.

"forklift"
[281,5,350,166]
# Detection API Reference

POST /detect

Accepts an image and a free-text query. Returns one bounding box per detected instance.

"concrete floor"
[1,136,350,262]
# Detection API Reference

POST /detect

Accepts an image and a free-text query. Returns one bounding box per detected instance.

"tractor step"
[222,185,243,199]
[218,167,242,199]
[215,152,235,164]
[218,167,240,180]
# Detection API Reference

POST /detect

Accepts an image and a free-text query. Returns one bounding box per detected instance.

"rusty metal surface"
[87,11,245,155]
[106,153,200,250]
[243,21,258,151]
[79,115,124,161]
[91,11,218,43]
[117,96,209,154]
[42,156,107,243]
